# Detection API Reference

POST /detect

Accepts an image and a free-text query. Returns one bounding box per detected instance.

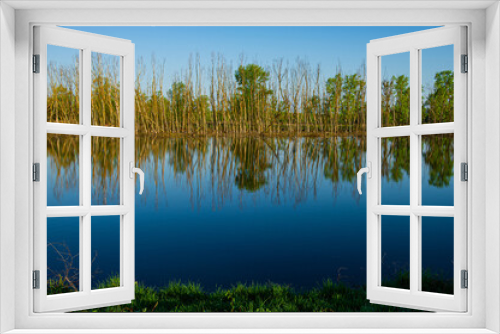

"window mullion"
[77,48,84,292]
[409,47,420,294]
[82,47,92,294]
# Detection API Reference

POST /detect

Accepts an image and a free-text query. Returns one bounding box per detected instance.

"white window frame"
[33,26,136,313]
[1,2,498,333]
[365,26,467,312]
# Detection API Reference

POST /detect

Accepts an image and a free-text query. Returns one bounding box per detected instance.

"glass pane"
[421,45,454,124]
[380,52,410,127]
[91,215,120,290]
[381,137,410,205]
[422,134,454,206]
[421,217,454,294]
[47,45,80,124]
[91,136,120,205]
[47,134,79,206]
[91,52,121,127]
[381,215,410,290]
[47,217,80,295]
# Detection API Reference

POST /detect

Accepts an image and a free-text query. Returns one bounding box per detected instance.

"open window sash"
[33,26,136,312]
[365,26,467,312]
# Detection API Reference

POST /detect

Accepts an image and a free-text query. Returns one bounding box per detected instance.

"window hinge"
[461,54,468,73]
[461,162,468,181]
[33,54,40,73]
[33,270,40,289]
[33,163,40,182]
[461,270,468,289]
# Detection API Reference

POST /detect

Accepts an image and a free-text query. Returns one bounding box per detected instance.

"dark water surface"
[47,136,454,292]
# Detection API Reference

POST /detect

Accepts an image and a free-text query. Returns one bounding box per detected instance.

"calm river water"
[46,135,454,291]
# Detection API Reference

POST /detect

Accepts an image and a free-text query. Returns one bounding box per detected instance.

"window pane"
[381,137,410,205]
[47,134,79,206]
[91,137,120,205]
[47,217,80,295]
[47,45,80,124]
[91,52,121,127]
[421,217,454,295]
[91,215,121,290]
[421,134,454,206]
[421,45,454,124]
[381,215,410,290]
[380,52,410,127]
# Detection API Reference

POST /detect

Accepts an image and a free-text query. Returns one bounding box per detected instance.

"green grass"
[48,279,424,312]
[77,280,414,312]
[48,271,453,312]
[382,269,454,295]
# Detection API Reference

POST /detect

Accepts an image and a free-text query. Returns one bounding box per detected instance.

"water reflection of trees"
[132,136,368,209]
[91,137,120,205]
[422,134,454,187]
[47,134,79,200]
[47,134,121,205]
[381,137,410,184]
[48,135,454,208]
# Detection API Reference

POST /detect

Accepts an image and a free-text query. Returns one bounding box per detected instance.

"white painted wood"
[366,36,379,312]
[33,26,135,313]
[10,6,488,333]
[372,205,411,216]
[409,46,420,296]
[46,123,131,138]
[372,123,454,138]
[119,43,136,295]
[412,123,455,135]
[0,2,17,333]
[485,3,500,332]
[2,329,499,334]
[46,206,131,217]
[3,0,497,10]
[1,329,498,334]
[411,206,455,217]
[372,206,454,217]
[366,26,467,312]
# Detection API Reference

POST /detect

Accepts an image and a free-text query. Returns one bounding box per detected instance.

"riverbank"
[81,278,415,312]
[47,272,453,312]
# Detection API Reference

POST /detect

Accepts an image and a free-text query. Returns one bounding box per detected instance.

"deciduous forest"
[46,54,454,133]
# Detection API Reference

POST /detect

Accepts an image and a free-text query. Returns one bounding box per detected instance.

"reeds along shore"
[46,54,454,134]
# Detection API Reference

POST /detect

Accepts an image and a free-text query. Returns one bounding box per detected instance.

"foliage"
[382,269,453,295]
[45,268,453,312]
[47,55,454,136]
[43,276,437,313]
[422,70,454,124]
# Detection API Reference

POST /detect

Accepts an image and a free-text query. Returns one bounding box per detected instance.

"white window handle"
[357,162,372,195]
[129,162,144,195]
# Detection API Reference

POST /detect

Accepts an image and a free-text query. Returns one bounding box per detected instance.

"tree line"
[47,54,454,135]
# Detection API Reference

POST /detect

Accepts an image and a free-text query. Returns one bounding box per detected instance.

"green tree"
[392,75,410,126]
[326,72,343,133]
[341,74,361,132]
[235,64,273,132]
[168,82,187,132]
[423,70,454,123]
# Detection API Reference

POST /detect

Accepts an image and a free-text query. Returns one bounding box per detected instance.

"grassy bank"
[47,269,453,312]
[85,279,416,312]
[48,274,453,312]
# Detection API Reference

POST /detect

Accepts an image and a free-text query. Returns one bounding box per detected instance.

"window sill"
[4,329,498,334]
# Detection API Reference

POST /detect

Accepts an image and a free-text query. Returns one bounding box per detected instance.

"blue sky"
[53,26,453,92]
